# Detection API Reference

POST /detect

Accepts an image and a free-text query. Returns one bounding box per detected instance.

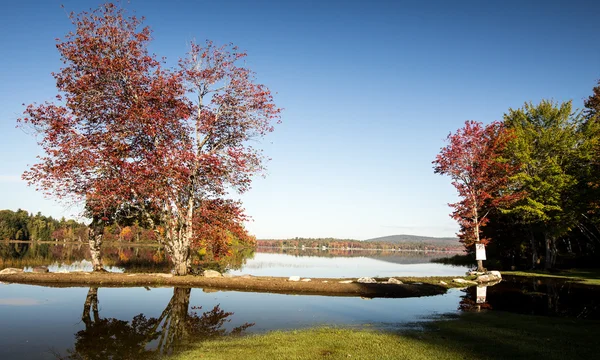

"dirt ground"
[0,271,461,298]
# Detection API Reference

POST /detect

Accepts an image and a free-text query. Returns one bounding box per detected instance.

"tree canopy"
[18,3,279,274]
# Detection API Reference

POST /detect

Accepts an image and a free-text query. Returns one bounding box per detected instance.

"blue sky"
[1,0,598,239]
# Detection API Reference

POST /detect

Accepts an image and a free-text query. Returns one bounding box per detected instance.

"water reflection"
[61,287,159,359]
[458,276,600,319]
[0,284,465,359]
[230,252,470,277]
[0,241,253,274]
[58,287,253,359]
[1,241,468,277]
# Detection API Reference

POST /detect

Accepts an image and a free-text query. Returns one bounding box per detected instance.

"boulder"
[440,281,448,285]
[32,266,49,273]
[203,270,222,278]
[387,278,403,285]
[476,271,502,283]
[357,277,377,284]
[338,280,353,284]
[453,278,477,285]
[152,273,173,278]
[476,275,493,283]
[288,276,301,282]
[301,278,312,282]
[489,270,502,279]
[0,268,23,275]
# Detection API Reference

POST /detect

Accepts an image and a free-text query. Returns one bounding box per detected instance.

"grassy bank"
[171,311,600,360]
[503,268,600,286]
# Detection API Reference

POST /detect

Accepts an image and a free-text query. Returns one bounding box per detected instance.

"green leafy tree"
[503,100,584,269]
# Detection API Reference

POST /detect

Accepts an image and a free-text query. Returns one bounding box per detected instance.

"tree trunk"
[166,232,191,276]
[530,230,539,269]
[88,221,104,272]
[82,287,99,327]
[544,233,557,270]
[157,287,191,354]
[476,258,484,272]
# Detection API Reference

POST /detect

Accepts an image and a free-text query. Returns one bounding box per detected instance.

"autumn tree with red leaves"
[19,3,280,275]
[18,3,190,271]
[138,41,281,275]
[433,120,520,272]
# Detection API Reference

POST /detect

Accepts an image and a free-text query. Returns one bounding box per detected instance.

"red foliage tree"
[139,41,281,275]
[584,78,600,120]
[193,199,256,259]
[18,3,189,270]
[433,120,520,271]
[19,4,279,275]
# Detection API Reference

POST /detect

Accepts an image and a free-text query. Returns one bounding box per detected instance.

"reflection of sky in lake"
[0,284,463,360]
[24,260,123,273]
[230,252,470,278]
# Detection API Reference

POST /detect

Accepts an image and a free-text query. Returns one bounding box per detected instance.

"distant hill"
[365,234,458,245]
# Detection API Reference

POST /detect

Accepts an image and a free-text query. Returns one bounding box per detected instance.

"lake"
[0,284,464,359]
[0,241,470,277]
[229,251,470,277]
[2,242,599,359]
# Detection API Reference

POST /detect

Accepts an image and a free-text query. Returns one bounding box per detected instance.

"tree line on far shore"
[256,238,463,252]
[434,79,600,271]
[0,209,154,243]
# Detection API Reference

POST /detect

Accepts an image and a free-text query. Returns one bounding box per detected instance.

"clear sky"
[1,0,599,240]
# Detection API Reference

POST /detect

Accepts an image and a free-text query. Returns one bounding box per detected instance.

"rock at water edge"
[32,266,49,273]
[357,277,377,284]
[203,270,222,278]
[0,268,23,275]
[488,270,502,279]
[453,278,477,285]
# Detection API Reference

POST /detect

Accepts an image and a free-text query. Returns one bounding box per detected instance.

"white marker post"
[475,243,486,260]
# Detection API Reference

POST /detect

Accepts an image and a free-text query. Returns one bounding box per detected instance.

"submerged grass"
[503,268,600,286]
[171,311,600,360]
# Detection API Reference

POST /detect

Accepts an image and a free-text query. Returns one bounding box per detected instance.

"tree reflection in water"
[58,287,254,359]
[457,277,600,319]
[154,287,254,355]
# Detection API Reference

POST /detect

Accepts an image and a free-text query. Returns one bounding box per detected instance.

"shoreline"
[0,272,459,298]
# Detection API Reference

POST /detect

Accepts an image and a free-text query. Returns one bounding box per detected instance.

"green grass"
[392,276,476,288]
[170,311,600,360]
[503,268,600,286]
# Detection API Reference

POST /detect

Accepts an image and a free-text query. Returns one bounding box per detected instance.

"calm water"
[0,241,470,276]
[230,252,470,277]
[1,277,599,359]
[0,284,463,359]
[2,242,599,359]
